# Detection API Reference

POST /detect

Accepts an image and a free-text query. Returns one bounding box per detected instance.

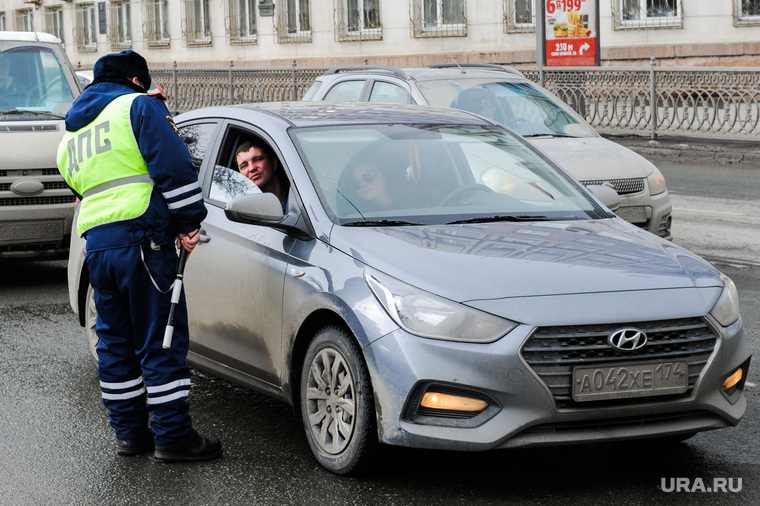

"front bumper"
[364,318,749,451]
[617,189,672,240]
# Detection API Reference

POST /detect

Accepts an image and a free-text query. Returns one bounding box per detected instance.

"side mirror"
[225,193,284,225]
[586,184,621,213]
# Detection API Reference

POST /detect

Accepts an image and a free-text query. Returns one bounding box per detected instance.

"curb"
[602,134,760,166]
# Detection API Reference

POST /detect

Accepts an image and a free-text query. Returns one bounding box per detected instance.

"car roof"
[323,64,528,83]
[0,31,62,44]
[178,101,498,128]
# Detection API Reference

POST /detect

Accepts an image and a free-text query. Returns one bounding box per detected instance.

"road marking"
[674,207,745,217]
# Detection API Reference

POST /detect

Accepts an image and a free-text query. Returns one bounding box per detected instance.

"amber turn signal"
[421,392,488,412]
[722,368,744,391]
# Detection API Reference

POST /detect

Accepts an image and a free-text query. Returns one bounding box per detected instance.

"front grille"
[521,318,717,409]
[519,410,714,436]
[0,196,75,206]
[581,178,645,195]
[0,181,69,192]
[0,124,59,133]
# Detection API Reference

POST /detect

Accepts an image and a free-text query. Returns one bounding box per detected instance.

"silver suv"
[0,32,80,259]
[302,64,672,239]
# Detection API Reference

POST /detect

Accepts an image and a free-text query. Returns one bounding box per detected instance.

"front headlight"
[647,166,668,196]
[710,274,740,327]
[365,270,517,343]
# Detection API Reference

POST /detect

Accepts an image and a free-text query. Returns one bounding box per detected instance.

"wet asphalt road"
[1,161,759,505]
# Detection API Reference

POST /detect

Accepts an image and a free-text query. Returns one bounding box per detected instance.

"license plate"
[0,221,63,244]
[572,361,688,402]
[615,206,647,223]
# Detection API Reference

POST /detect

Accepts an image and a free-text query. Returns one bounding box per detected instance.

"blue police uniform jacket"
[64,81,207,249]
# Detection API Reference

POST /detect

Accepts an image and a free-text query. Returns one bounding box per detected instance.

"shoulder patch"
[166,115,180,136]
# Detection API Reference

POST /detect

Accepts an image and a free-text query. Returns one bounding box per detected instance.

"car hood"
[0,118,64,170]
[329,219,723,325]
[526,136,654,182]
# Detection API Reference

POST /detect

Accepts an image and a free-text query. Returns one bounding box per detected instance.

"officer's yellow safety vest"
[57,93,153,237]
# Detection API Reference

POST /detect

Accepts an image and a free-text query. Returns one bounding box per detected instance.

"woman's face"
[352,162,386,202]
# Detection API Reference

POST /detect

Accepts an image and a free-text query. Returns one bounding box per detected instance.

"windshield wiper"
[0,109,66,119]
[343,219,421,227]
[446,215,549,225]
[522,133,573,138]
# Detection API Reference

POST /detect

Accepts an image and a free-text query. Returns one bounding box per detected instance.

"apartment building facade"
[0,1,758,69]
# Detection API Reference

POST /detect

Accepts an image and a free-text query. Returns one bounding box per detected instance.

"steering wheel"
[439,183,493,206]
[23,87,44,107]
[45,75,63,93]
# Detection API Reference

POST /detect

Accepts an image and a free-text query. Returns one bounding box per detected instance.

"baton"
[162,246,188,349]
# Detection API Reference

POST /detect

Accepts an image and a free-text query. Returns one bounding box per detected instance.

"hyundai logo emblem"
[608,328,648,351]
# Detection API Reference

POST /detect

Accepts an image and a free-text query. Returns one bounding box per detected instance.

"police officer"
[57,50,221,462]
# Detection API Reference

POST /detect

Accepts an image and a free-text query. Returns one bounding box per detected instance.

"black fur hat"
[93,50,151,90]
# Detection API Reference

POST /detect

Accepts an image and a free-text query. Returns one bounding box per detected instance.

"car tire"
[300,326,376,475]
[84,283,99,366]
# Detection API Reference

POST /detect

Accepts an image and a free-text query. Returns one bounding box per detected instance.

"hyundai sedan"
[68,102,750,475]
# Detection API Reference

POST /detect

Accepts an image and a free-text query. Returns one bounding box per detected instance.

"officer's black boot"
[116,429,155,456]
[154,429,222,462]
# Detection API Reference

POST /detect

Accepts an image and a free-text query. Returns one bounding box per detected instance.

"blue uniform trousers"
[87,243,193,446]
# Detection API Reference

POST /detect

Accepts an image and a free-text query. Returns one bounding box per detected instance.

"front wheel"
[300,326,376,475]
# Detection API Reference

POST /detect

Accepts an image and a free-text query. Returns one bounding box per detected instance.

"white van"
[0,32,80,259]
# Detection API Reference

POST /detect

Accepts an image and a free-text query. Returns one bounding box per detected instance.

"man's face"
[236,146,277,191]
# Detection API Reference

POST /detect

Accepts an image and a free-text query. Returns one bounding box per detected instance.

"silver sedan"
[67,102,750,474]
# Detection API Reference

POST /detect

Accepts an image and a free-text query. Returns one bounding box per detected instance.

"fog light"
[723,368,744,391]
[421,392,488,412]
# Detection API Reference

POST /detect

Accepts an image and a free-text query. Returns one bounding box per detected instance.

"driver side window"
[210,126,289,209]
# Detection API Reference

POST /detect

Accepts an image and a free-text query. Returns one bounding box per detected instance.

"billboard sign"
[540,0,600,66]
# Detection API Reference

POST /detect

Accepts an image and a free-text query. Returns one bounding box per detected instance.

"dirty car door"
[183,122,288,388]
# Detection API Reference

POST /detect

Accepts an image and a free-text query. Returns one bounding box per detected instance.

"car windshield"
[290,123,607,226]
[416,79,593,138]
[0,45,76,116]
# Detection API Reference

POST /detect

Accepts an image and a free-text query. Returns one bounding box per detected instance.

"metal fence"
[150,60,760,140]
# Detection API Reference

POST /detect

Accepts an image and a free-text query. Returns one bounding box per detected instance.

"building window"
[734,0,760,26]
[107,1,132,50]
[143,0,171,48]
[182,0,212,47]
[44,6,65,42]
[74,4,98,52]
[226,0,258,45]
[0,12,6,31]
[276,0,311,43]
[15,8,34,31]
[613,0,682,30]
[504,0,535,33]
[411,0,467,38]
[335,0,382,41]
